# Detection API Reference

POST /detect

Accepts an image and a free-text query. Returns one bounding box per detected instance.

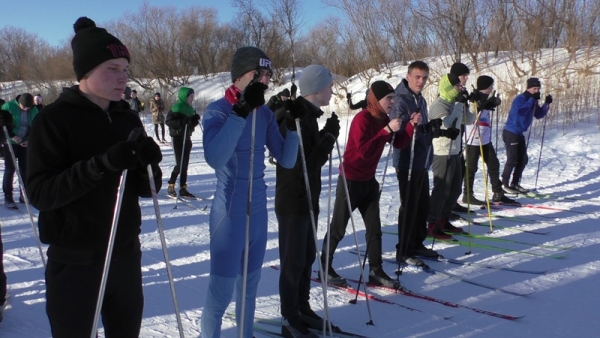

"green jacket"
[1,100,39,144]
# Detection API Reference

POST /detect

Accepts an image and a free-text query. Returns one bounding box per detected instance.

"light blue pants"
[201,209,267,338]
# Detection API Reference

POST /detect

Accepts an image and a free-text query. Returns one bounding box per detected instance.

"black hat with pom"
[71,17,130,81]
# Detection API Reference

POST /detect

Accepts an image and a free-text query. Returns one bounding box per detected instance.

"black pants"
[169,136,192,186]
[464,143,502,195]
[428,154,462,222]
[501,130,528,187]
[3,143,26,201]
[45,249,143,338]
[277,213,316,318]
[322,176,382,269]
[154,123,165,140]
[396,169,428,256]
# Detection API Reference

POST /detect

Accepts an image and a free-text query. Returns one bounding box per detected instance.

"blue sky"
[1,0,335,47]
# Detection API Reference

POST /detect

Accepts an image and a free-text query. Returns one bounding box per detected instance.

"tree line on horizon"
[1,0,599,111]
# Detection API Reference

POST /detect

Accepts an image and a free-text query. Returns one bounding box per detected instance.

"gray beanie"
[230,46,272,82]
[299,65,333,96]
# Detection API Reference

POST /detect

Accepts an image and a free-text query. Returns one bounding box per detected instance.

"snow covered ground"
[0,106,599,337]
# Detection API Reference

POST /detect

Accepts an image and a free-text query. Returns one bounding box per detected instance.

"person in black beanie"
[448,62,472,215]
[26,16,162,338]
[266,87,291,164]
[462,75,517,205]
[501,77,551,194]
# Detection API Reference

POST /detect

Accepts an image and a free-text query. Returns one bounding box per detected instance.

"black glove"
[284,100,306,131]
[138,137,162,165]
[455,89,469,103]
[101,141,140,172]
[545,95,553,104]
[444,127,460,140]
[323,112,340,139]
[232,82,269,119]
[346,93,352,100]
[0,110,12,127]
[190,113,200,127]
[467,90,479,103]
[532,92,541,100]
[483,96,502,110]
[421,118,443,138]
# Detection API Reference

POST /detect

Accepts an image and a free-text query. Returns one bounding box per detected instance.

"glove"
[545,95,553,104]
[455,89,469,103]
[323,112,340,139]
[190,113,200,127]
[483,96,502,110]
[346,93,352,100]
[284,100,306,131]
[0,110,12,127]
[138,137,162,165]
[101,141,140,172]
[232,82,269,119]
[467,90,479,103]
[421,118,443,138]
[532,92,541,100]
[444,127,460,140]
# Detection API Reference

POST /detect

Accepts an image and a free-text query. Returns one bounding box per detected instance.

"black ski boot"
[179,185,196,198]
[493,191,519,204]
[369,267,401,289]
[318,265,347,287]
[282,315,317,338]
[167,184,177,198]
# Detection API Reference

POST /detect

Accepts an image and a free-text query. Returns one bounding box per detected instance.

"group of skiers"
[0,15,553,338]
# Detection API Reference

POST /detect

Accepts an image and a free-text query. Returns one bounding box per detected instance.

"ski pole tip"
[348,299,357,305]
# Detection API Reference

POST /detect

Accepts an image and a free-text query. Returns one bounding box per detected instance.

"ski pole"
[173,124,189,210]
[146,162,184,338]
[324,151,333,296]
[295,118,333,337]
[334,139,374,325]
[90,128,143,338]
[2,126,46,268]
[534,115,548,191]
[351,131,396,305]
[472,101,495,234]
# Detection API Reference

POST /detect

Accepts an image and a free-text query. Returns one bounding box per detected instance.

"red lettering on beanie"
[107,44,130,59]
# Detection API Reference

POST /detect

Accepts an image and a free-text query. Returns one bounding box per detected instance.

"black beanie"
[71,17,130,81]
[280,88,290,97]
[450,62,470,76]
[370,81,395,100]
[527,77,541,89]
[230,46,272,82]
[18,93,34,108]
[477,75,494,90]
[448,73,461,86]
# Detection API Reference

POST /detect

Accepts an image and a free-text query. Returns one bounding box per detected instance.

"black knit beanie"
[527,77,541,89]
[448,73,461,87]
[71,17,130,81]
[18,93,34,108]
[450,62,470,76]
[477,76,494,90]
[370,81,395,100]
[230,46,272,82]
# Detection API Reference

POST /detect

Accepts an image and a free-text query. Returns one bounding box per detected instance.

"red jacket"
[342,109,414,181]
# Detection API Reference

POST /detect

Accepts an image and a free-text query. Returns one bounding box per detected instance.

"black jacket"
[274,97,335,216]
[165,110,198,137]
[27,86,162,264]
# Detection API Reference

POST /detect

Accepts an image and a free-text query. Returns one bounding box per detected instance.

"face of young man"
[80,58,129,109]
[236,69,272,91]
[481,84,494,95]
[154,95,160,101]
[527,87,541,95]
[458,74,468,87]
[313,83,333,107]
[406,68,429,94]
[379,93,395,114]
[186,92,195,105]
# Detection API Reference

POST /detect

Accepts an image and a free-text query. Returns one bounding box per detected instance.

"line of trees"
[1,0,600,104]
